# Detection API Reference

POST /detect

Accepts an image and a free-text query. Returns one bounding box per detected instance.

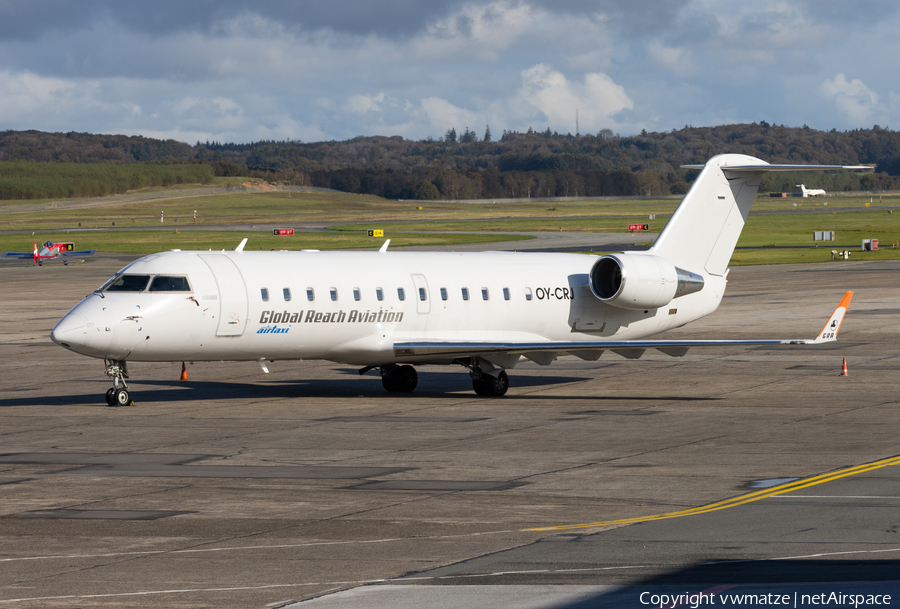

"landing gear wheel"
[381,365,418,393]
[104,360,131,405]
[472,371,509,397]
[114,388,130,407]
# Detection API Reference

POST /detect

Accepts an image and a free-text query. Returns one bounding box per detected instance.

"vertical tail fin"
[650,154,767,277]
[649,156,871,277]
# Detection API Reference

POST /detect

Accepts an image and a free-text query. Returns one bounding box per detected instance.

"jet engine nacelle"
[589,253,704,310]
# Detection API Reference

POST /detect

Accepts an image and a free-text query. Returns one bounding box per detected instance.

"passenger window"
[261,288,269,302]
[503,287,510,301]
[482,288,489,301]
[330,288,338,301]
[149,276,191,292]
[398,287,405,301]
[525,287,533,301]
[440,287,448,301]
[105,275,151,292]
[307,287,315,301]
[461,287,469,301]
[418,287,427,301]
[283,288,291,302]
[353,288,361,301]
[376,287,384,301]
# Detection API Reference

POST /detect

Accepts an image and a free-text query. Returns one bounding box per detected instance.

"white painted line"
[0,529,521,563]
[770,547,900,561]
[705,547,900,565]
[0,566,652,604]
[0,581,383,604]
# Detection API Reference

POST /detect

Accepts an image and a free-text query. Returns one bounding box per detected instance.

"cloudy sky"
[1,0,898,144]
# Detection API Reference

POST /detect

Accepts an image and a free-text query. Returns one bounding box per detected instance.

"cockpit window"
[149,276,191,292]
[43,241,53,247]
[104,274,151,292]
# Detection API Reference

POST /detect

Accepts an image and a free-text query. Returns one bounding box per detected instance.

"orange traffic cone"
[180,361,188,381]
[839,358,848,377]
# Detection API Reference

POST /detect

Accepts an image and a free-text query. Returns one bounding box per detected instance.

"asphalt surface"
[1,252,899,608]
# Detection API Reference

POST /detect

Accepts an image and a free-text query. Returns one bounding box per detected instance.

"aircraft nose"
[51,312,89,349]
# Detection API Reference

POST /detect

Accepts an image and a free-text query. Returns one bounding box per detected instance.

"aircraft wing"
[394,292,852,361]
[2,252,36,258]
[61,249,97,257]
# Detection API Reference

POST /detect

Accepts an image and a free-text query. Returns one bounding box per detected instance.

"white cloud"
[511,64,633,132]
[647,41,692,76]
[411,1,538,62]
[344,92,385,114]
[4,1,900,141]
[0,70,76,120]
[419,97,481,134]
[820,73,880,123]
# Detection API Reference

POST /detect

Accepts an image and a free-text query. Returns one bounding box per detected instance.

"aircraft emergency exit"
[3,241,96,265]
[50,154,866,406]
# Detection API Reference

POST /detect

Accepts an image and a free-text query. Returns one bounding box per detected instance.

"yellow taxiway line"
[524,454,900,532]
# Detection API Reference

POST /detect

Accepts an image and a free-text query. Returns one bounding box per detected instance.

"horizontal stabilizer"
[681,164,873,172]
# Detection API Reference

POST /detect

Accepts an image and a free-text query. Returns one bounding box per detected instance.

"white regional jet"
[51,154,866,406]
[798,184,827,197]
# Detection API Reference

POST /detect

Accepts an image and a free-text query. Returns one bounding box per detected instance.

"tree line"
[0,160,214,200]
[4,124,900,200]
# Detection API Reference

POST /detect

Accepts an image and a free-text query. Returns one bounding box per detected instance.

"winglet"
[813,291,853,343]
[236,238,248,252]
[379,239,390,253]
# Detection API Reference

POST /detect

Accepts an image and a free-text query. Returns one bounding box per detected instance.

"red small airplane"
[3,241,97,266]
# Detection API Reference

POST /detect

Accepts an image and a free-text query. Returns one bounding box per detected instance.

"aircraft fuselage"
[52,249,725,366]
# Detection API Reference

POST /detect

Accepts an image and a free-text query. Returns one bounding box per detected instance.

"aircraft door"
[410,274,430,314]
[200,254,249,336]
[568,274,607,334]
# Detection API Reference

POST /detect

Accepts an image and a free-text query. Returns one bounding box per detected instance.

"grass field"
[0,230,532,255]
[0,190,681,230]
[2,186,899,262]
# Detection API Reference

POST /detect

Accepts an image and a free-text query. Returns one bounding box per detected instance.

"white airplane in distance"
[798,184,827,197]
[3,240,97,265]
[51,154,867,406]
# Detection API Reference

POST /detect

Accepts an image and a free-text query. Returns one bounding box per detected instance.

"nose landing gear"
[104,359,134,406]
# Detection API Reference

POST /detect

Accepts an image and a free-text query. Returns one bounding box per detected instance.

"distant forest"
[2,123,900,200]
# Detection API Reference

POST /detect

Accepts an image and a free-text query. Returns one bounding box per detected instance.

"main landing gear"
[104,359,134,406]
[472,370,509,397]
[380,364,418,393]
[359,359,509,396]
[457,357,510,397]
